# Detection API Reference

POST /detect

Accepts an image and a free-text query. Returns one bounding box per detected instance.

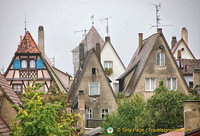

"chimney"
[193,69,200,88]
[38,26,45,56]
[171,36,177,49]
[105,36,111,42]
[78,90,85,131]
[181,27,188,45]
[79,43,84,68]
[157,28,162,34]
[184,101,200,132]
[96,42,101,61]
[138,33,143,52]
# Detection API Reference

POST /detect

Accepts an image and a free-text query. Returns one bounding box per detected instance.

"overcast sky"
[0,0,200,76]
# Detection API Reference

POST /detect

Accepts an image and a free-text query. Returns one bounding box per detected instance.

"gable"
[173,40,195,59]
[101,41,126,79]
[134,34,189,100]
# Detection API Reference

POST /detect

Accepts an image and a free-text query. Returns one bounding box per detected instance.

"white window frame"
[104,61,113,69]
[101,108,109,119]
[21,60,27,68]
[156,52,165,66]
[89,82,100,95]
[30,60,36,68]
[13,84,22,94]
[145,78,156,91]
[88,108,93,119]
[166,78,177,90]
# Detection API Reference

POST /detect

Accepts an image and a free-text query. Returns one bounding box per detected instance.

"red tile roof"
[0,118,11,136]
[180,59,200,75]
[0,73,22,106]
[16,31,40,54]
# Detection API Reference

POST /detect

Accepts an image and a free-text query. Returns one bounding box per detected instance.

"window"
[89,82,100,95]
[145,78,156,91]
[104,61,113,69]
[13,84,22,94]
[92,68,96,75]
[113,83,119,93]
[156,53,165,66]
[30,60,36,68]
[101,109,109,118]
[88,108,93,119]
[21,60,27,68]
[189,82,193,88]
[167,78,177,90]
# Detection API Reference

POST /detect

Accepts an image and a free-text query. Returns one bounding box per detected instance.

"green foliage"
[11,82,78,136]
[104,68,113,76]
[101,81,200,136]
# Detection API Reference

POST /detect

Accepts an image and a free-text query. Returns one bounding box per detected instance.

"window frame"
[21,59,28,69]
[29,60,36,69]
[104,61,113,69]
[145,78,156,91]
[12,84,22,94]
[156,52,165,66]
[89,82,100,96]
[101,108,109,119]
[166,78,177,90]
[88,108,93,119]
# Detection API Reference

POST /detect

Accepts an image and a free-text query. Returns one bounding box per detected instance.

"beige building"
[0,73,22,135]
[69,43,117,129]
[118,29,189,100]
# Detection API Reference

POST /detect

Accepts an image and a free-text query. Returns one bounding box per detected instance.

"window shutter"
[13,59,21,69]
[36,59,44,69]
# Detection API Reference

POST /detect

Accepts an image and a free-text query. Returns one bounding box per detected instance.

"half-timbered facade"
[4,27,70,94]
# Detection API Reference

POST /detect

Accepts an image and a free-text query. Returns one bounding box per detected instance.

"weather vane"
[91,15,94,26]
[24,15,27,33]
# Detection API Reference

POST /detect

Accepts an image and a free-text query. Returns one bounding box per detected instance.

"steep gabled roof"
[72,26,104,52]
[118,31,188,96]
[0,73,22,106]
[180,59,200,75]
[101,39,126,69]
[0,118,11,136]
[171,38,196,59]
[16,31,40,54]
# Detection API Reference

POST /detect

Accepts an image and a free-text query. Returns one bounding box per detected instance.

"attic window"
[156,53,165,66]
[21,60,27,68]
[92,68,96,75]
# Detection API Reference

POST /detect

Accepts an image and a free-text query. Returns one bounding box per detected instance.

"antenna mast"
[24,15,27,33]
[91,15,94,26]
[150,3,173,29]
[100,16,112,36]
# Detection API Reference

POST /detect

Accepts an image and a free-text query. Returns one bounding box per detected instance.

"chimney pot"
[96,43,101,61]
[138,33,143,52]
[171,36,177,49]
[157,28,162,34]
[105,36,111,42]
[79,43,84,68]
[181,27,188,45]
[38,26,45,56]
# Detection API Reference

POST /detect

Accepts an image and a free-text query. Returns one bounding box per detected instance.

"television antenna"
[74,29,88,51]
[24,15,27,33]
[100,16,112,36]
[150,3,173,29]
[91,15,94,26]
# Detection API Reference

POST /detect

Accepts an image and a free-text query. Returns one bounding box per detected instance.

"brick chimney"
[38,26,45,56]
[184,101,200,132]
[105,36,111,42]
[171,36,177,49]
[193,69,200,88]
[157,28,162,34]
[96,42,101,61]
[181,27,188,45]
[138,33,143,52]
[79,43,84,68]
[78,90,85,131]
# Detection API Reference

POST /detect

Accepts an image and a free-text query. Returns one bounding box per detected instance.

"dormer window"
[30,60,36,68]
[156,53,165,66]
[21,60,27,68]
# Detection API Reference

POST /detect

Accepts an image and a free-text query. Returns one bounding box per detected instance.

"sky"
[0,0,200,76]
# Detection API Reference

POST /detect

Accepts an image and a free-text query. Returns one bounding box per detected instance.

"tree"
[11,82,78,136]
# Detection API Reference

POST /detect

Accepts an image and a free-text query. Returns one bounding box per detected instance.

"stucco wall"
[76,53,117,120]
[173,41,194,59]
[134,35,189,101]
[101,41,125,93]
